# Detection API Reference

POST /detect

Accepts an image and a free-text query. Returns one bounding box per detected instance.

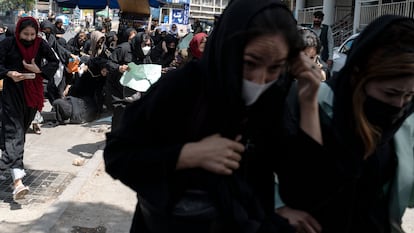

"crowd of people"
[0,1,414,233]
[0,12,210,201]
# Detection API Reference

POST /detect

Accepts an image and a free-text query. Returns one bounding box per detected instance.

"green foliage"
[0,0,36,11]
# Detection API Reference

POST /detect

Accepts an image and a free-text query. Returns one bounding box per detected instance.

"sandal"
[13,184,30,200]
[32,123,41,135]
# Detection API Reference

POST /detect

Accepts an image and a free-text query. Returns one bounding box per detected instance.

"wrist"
[299,99,318,111]
[177,143,198,169]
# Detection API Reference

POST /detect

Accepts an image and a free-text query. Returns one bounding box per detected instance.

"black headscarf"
[130,31,153,64]
[87,56,109,77]
[105,30,118,51]
[193,0,302,138]
[108,1,300,231]
[67,31,86,56]
[117,27,136,44]
[40,20,55,38]
[326,15,414,165]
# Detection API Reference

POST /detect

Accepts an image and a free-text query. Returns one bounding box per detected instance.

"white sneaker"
[13,184,30,200]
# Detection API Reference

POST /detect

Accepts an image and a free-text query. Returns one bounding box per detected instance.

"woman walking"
[0,17,59,200]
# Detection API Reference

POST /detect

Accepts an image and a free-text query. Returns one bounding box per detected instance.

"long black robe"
[104,0,300,232]
[278,15,414,233]
[41,20,73,105]
[105,41,133,130]
[53,57,107,124]
[0,37,59,170]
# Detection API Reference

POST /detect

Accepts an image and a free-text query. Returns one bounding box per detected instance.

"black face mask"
[20,39,34,47]
[167,47,176,54]
[364,95,408,128]
[44,32,51,40]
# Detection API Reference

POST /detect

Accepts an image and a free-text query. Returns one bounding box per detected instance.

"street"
[0,16,412,233]
[0,101,136,233]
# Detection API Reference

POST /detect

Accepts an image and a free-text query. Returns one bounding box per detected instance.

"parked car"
[331,33,359,75]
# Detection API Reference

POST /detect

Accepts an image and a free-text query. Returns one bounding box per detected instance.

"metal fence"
[297,6,323,25]
[359,0,414,29]
[297,1,414,45]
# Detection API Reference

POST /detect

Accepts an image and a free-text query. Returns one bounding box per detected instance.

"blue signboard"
[151,0,190,7]
[163,15,169,24]
[171,9,184,24]
[183,4,189,25]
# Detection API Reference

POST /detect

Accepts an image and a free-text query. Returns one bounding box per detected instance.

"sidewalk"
[0,108,137,233]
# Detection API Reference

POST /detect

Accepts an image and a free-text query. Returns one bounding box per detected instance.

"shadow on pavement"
[68,140,106,158]
[32,201,134,233]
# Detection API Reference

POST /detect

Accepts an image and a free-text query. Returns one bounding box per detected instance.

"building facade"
[189,0,229,20]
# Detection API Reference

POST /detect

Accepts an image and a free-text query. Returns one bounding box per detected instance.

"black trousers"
[0,100,36,170]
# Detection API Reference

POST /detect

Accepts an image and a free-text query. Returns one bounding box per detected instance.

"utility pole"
[34,0,38,18]
[49,0,52,14]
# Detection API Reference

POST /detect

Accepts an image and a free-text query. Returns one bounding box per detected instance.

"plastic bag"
[67,58,80,73]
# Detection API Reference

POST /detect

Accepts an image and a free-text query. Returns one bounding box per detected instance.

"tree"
[0,0,36,12]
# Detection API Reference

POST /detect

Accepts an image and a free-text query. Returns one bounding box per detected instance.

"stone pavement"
[0,102,137,233]
[403,209,414,233]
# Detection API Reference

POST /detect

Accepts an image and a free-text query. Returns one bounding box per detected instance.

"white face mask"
[142,46,151,55]
[242,79,276,106]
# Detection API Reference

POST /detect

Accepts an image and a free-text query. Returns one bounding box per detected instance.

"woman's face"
[20,26,37,41]
[243,34,288,84]
[78,33,87,45]
[101,68,109,77]
[97,37,105,46]
[365,76,414,108]
[199,37,207,53]
[141,38,151,47]
[304,46,318,63]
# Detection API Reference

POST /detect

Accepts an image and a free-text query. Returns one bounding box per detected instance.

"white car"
[331,33,359,75]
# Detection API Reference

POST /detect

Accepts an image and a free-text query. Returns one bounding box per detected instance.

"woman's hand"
[290,52,323,145]
[22,58,41,74]
[7,71,26,82]
[119,64,129,73]
[276,206,322,233]
[70,54,78,60]
[178,134,245,175]
[290,52,321,105]
[62,84,71,97]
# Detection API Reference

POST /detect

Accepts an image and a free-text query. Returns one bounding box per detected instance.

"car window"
[339,38,355,55]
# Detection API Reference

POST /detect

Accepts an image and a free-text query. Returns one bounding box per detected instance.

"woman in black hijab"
[66,31,88,56]
[104,0,321,232]
[0,17,59,200]
[277,15,414,233]
[52,57,109,124]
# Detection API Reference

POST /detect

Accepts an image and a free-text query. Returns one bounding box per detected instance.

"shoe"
[13,184,29,200]
[32,123,41,135]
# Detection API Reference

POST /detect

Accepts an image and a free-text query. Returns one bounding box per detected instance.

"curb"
[28,149,104,233]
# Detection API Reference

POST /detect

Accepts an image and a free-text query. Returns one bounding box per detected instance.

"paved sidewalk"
[0,109,136,233]
[403,208,414,233]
